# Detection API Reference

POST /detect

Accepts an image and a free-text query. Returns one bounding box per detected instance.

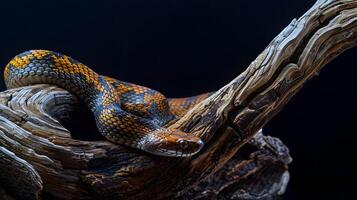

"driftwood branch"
[0,0,356,199]
[0,85,291,200]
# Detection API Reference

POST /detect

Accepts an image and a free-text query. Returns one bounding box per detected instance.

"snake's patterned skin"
[4,50,211,157]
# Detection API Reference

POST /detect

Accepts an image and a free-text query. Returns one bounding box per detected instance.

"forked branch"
[0,0,356,199]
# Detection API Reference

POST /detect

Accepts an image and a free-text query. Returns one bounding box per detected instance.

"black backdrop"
[0,1,356,199]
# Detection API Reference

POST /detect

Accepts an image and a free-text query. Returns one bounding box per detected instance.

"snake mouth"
[151,139,204,157]
[139,128,204,157]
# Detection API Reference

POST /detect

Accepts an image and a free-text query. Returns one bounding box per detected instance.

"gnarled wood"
[0,0,356,199]
[0,85,290,200]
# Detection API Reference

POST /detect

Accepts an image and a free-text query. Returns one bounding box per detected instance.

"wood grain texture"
[0,85,290,200]
[0,0,356,199]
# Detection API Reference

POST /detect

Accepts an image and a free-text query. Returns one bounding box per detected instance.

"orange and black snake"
[4,50,211,157]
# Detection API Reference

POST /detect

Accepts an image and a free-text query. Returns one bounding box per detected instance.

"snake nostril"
[197,139,204,148]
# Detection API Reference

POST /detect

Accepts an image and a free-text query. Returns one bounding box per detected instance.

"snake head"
[140,128,204,157]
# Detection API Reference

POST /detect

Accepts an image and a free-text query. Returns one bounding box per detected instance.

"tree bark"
[0,0,356,199]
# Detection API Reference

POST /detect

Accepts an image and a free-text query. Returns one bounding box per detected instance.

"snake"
[4,50,212,157]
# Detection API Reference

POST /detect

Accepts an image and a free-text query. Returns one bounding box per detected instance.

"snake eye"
[178,139,189,149]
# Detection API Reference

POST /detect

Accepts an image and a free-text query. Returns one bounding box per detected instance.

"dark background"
[0,1,355,199]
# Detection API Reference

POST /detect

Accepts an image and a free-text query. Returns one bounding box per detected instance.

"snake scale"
[4,50,211,157]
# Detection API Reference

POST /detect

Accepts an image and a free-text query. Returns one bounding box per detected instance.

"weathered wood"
[0,85,290,200]
[176,131,291,200]
[0,0,356,199]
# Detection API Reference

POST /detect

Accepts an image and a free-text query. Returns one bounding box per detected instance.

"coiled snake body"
[4,50,211,157]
